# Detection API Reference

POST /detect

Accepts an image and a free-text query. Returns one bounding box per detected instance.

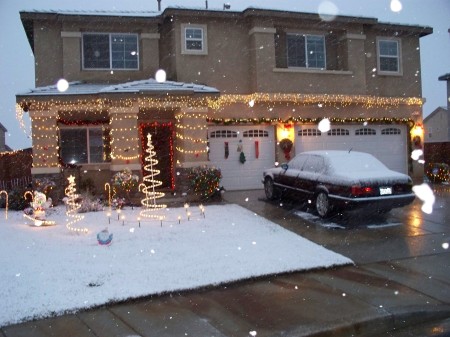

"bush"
[188,166,222,200]
[6,187,30,211]
[426,163,450,183]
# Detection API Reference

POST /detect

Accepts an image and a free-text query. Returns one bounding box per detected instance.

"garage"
[294,124,408,174]
[208,125,276,190]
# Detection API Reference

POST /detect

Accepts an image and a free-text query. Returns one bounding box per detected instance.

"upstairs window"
[377,38,401,74]
[82,33,138,70]
[287,34,326,68]
[181,24,208,55]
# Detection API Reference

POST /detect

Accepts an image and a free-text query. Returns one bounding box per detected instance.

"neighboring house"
[16,7,432,194]
[423,73,450,165]
[424,73,450,142]
[0,122,12,152]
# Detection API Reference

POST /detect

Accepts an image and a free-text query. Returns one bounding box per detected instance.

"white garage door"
[208,125,275,190]
[294,124,408,174]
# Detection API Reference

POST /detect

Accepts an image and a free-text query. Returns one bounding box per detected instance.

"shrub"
[78,193,103,213]
[426,163,450,183]
[112,169,139,199]
[7,187,30,211]
[188,166,222,200]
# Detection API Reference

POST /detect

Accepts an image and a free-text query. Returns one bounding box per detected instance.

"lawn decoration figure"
[23,191,56,226]
[97,228,113,245]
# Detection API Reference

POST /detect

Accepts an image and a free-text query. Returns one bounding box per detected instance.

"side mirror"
[281,163,289,170]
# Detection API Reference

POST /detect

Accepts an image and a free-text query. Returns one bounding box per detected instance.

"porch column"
[109,102,141,172]
[176,107,209,167]
[29,107,61,175]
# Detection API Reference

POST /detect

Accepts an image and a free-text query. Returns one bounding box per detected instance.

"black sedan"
[263,150,415,218]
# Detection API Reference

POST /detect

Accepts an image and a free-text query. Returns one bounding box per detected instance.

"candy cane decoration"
[0,190,8,220]
[104,183,111,208]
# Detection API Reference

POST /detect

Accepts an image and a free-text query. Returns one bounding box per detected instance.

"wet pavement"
[1,184,450,336]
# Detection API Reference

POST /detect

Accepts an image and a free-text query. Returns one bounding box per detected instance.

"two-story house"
[424,73,450,143]
[16,7,432,195]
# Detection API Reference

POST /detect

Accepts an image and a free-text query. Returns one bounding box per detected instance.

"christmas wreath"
[279,138,293,160]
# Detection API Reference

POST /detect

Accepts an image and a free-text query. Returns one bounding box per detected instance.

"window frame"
[59,125,111,165]
[286,33,326,69]
[377,37,402,75]
[181,24,208,55]
[82,32,139,71]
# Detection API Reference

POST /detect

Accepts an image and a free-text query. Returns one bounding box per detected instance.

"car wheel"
[264,177,279,200]
[315,192,330,218]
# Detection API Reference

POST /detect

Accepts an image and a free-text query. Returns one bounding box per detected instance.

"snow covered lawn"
[0,204,352,327]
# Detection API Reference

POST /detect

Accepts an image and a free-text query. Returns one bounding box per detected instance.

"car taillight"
[351,186,373,197]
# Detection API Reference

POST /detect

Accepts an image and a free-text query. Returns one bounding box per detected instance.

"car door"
[276,154,308,188]
[298,154,325,197]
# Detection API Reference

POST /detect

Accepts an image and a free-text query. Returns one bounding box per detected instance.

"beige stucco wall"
[424,108,449,142]
[33,18,161,86]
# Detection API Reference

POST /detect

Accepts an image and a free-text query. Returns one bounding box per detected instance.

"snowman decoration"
[31,191,52,220]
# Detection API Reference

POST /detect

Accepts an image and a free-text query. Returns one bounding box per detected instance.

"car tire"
[315,192,330,218]
[264,177,279,200]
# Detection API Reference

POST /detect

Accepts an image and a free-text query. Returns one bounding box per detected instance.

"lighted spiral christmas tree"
[140,133,167,220]
[65,175,88,233]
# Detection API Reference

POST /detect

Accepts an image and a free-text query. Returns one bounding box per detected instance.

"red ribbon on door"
[255,141,259,159]
[224,142,229,159]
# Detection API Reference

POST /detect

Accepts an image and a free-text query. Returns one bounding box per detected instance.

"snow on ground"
[0,204,352,327]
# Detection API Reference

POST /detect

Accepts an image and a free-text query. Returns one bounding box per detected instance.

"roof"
[424,106,448,123]
[17,79,220,99]
[20,9,160,18]
[438,73,450,81]
[0,122,7,132]
[19,6,432,33]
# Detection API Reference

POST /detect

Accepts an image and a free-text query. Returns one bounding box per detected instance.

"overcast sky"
[1,0,449,150]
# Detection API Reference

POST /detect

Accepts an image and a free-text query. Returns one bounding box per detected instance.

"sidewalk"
[1,189,450,337]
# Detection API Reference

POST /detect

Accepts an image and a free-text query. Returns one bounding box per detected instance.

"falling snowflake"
[318,118,331,132]
[57,79,69,92]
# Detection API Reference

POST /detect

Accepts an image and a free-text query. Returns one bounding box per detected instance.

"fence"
[0,148,33,191]
[0,176,32,190]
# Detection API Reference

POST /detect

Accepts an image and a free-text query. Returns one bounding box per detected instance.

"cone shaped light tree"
[140,133,167,220]
[65,175,88,233]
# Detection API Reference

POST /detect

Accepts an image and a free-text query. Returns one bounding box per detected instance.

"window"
[210,130,237,138]
[377,38,401,73]
[303,155,325,173]
[328,128,349,136]
[289,154,308,170]
[243,130,269,138]
[381,127,401,135]
[82,33,138,70]
[298,129,322,137]
[181,24,208,55]
[287,34,326,68]
[355,128,376,135]
[60,127,111,164]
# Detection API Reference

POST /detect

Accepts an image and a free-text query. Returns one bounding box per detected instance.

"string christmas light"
[64,175,88,233]
[15,93,423,170]
[139,133,167,221]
